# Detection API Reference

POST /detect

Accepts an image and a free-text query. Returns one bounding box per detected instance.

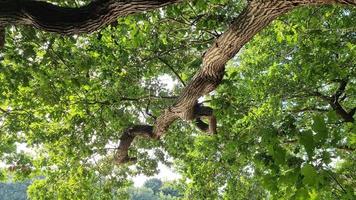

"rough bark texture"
[1,0,355,164]
[0,27,4,48]
[0,0,181,34]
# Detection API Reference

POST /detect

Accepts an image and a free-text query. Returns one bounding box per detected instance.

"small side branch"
[157,57,186,87]
[312,80,354,122]
[332,79,348,100]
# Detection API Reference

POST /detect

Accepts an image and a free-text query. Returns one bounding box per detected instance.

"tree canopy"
[0,0,355,199]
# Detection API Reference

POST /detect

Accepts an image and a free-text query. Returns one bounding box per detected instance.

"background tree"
[0,181,31,200]
[127,187,158,200]
[143,178,163,195]
[121,179,183,200]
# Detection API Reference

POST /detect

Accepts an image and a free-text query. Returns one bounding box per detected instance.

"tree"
[0,0,355,199]
[125,179,183,200]
[143,178,163,194]
[127,187,158,200]
[0,181,31,200]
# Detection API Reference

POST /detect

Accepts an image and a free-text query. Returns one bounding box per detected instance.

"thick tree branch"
[0,0,181,34]
[152,0,356,139]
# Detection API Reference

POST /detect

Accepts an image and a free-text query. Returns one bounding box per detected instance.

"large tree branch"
[0,0,181,34]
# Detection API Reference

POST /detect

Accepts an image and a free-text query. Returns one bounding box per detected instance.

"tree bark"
[0,0,181,34]
[1,0,355,163]
[0,26,4,48]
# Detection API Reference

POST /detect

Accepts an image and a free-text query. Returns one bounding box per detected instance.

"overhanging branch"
[0,0,181,34]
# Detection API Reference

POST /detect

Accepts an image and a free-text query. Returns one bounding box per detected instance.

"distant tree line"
[0,181,31,200]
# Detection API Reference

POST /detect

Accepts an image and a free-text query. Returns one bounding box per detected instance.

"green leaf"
[299,130,315,159]
[312,115,328,145]
[301,164,318,186]
[294,187,309,200]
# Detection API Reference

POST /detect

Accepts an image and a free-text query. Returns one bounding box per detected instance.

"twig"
[157,57,186,86]
[325,169,347,194]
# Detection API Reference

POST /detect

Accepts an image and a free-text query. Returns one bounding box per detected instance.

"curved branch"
[115,125,154,164]
[197,105,217,134]
[0,0,181,34]
[194,105,217,134]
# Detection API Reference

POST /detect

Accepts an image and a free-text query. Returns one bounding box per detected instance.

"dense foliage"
[0,0,355,199]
